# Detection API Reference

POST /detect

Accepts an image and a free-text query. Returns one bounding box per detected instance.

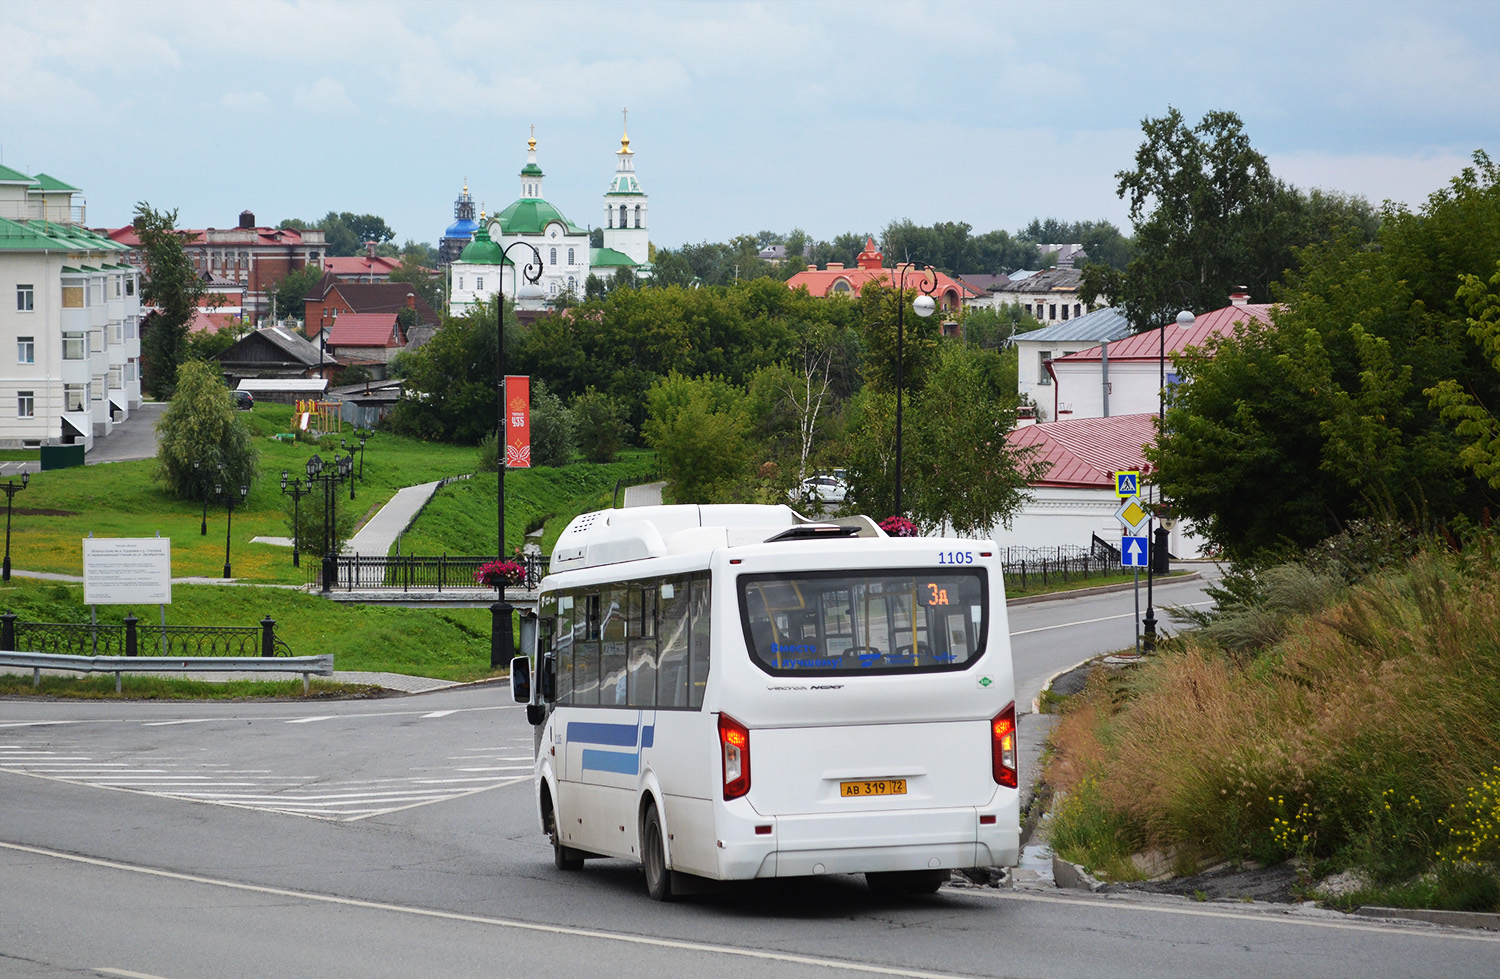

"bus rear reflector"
[992,704,1017,788]
[719,712,751,800]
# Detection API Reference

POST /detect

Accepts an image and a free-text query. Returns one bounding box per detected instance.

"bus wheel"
[547,808,584,871]
[642,802,673,902]
[866,870,947,895]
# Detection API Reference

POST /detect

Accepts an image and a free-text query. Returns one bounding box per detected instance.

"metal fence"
[2,613,291,658]
[1001,534,1123,591]
[319,552,549,592]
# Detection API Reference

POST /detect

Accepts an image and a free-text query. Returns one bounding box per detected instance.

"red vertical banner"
[505,375,531,468]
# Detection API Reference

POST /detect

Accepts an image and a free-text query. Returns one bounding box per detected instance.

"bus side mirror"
[510,656,531,704]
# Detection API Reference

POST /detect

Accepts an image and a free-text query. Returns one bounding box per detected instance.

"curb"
[1353,906,1500,931]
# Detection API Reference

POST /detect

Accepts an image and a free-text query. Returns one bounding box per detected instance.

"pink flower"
[476,560,526,588]
[880,516,920,538]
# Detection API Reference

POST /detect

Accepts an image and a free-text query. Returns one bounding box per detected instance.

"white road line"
[95,968,178,979]
[421,710,458,718]
[1009,599,1213,637]
[3,841,1487,979]
[285,716,335,724]
[143,719,215,727]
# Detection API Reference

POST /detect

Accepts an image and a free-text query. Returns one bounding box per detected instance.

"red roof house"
[786,238,977,315]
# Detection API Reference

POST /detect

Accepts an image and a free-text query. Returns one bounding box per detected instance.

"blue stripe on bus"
[641,724,654,749]
[568,721,639,746]
[582,748,640,775]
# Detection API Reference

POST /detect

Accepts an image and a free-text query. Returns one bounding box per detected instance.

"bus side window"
[658,577,690,708]
[574,639,601,706]
[627,637,657,707]
[555,594,575,703]
[688,574,711,709]
[601,640,628,706]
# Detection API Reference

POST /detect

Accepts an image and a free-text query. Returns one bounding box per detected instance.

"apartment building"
[0,167,140,450]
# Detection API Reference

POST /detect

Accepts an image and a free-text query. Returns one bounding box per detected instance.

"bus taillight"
[992,704,1017,788]
[719,713,751,800]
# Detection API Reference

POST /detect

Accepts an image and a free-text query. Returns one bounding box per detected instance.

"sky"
[2,0,1496,252]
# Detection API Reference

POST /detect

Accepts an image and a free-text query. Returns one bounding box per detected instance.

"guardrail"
[0,612,325,692]
[0,651,334,694]
[319,553,548,592]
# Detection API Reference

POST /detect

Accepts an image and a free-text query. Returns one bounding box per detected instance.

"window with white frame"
[126,316,137,340]
[1038,351,1053,384]
[18,336,35,363]
[18,391,34,418]
[550,247,557,266]
[109,323,123,345]
[458,276,465,290]
[125,277,135,296]
[62,331,86,359]
[92,375,105,400]
[126,359,136,382]
[110,366,123,389]
[16,284,34,311]
[477,277,484,291]
[568,247,575,265]
[64,383,86,412]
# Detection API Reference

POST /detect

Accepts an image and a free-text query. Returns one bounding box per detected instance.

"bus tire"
[642,802,673,902]
[865,869,947,895]
[547,808,584,871]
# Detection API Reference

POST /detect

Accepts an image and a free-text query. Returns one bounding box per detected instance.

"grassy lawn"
[0,404,655,696]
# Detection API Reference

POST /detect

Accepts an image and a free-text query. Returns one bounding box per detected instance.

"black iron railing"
[320,553,549,592]
[1,613,289,657]
[1002,536,1123,591]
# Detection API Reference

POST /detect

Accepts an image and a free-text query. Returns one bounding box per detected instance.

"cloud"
[293,78,356,113]
[221,91,272,113]
[1267,149,1480,211]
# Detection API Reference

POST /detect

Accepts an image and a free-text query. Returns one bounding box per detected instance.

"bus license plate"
[840,778,907,797]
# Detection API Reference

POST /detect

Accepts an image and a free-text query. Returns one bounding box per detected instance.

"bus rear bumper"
[716,803,1020,880]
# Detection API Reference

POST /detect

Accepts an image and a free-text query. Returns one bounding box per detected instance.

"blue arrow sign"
[1122,535,1149,568]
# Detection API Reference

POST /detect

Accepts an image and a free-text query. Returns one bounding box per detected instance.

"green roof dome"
[458,227,508,265]
[496,198,585,236]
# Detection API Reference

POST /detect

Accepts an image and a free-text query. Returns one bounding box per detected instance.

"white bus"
[511,504,1019,900]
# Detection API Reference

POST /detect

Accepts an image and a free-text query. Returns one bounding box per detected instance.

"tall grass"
[1046,542,1500,909]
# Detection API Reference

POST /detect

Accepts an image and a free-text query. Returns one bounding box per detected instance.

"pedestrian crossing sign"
[1115,471,1140,498]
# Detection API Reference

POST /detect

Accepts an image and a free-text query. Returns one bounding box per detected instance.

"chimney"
[1229,287,1249,306]
[239,210,255,230]
[366,240,376,259]
[406,293,416,309]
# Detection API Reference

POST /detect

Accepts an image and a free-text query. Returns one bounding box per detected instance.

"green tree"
[962,305,1041,350]
[271,264,325,322]
[135,203,205,399]
[569,387,630,463]
[153,359,259,501]
[283,212,396,256]
[856,283,942,396]
[388,241,442,312]
[1427,262,1500,489]
[387,295,518,443]
[528,378,575,468]
[807,232,874,269]
[642,372,752,503]
[1153,151,1500,559]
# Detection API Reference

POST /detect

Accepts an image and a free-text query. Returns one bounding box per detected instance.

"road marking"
[1010,599,1213,637]
[285,715,335,724]
[421,710,458,718]
[143,719,215,727]
[96,969,178,979]
[4,841,985,978]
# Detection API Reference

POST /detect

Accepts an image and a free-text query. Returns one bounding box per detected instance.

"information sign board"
[83,538,172,605]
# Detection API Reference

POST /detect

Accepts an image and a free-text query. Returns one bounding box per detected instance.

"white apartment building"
[0,166,140,450]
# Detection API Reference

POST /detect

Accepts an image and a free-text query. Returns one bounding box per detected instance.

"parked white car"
[793,473,848,505]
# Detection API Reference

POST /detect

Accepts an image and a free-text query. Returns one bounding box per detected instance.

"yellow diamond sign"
[1115,497,1151,534]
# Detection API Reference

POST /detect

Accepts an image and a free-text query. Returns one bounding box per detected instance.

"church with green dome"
[448,122,649,314]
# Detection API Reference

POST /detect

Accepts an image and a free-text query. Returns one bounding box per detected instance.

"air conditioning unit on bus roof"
[548,504,882,573]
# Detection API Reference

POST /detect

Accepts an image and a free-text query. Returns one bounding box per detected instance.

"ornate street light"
[219,482,249,579]
[892,263,938,518]
[192,460,223,535]
[340,432,371,501]
[306,452,354,593]
[495,242,546,561]
[2,470,28,582]
[280,468,313,568]
[1142,299,1195,653]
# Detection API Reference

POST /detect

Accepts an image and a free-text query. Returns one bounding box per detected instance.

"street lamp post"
[493,241,545,670]
[892,263,938,518]
[2,471,28,582]
[192,460,223,535]
[280,469,313,568]
[306,452,354,593]
[1141,302,1195,653]
[340,433,370,501]
[220,482,248,579]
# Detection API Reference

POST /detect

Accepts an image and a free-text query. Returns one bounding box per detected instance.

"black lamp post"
[192,460,223,535]
[1141,296,1195,653]
[353,428,371,480]
[219,482,249,579]
[306,452,353,593]
[494,242,546,560]
[892,263,938,518]
[280,468,312,568]
[2,471,28,582]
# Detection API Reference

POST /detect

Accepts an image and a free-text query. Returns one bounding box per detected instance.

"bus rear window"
[739,570,987,674]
